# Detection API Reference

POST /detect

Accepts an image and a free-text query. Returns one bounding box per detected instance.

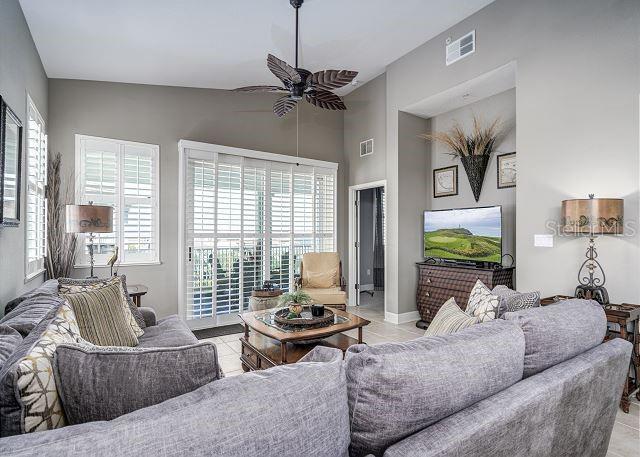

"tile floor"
[202,305,639,456]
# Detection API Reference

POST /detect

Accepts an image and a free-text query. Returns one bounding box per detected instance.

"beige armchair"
[295,252,347,310]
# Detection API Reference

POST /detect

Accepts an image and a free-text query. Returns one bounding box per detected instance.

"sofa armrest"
[138,307,157,327]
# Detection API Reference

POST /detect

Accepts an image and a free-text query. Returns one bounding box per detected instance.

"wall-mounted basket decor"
[419,115,502,203]
[460,154,491,202]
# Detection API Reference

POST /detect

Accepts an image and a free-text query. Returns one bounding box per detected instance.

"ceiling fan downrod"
[290,0,303,69]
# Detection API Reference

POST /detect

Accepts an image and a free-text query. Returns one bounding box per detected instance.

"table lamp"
[66,202,113,278]
[561,194,623,305]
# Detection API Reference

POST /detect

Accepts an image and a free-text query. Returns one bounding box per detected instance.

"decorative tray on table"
[273,307,335,327]
[255,307,350,333]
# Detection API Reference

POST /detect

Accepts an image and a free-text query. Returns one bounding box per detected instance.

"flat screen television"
[424,206,502,265]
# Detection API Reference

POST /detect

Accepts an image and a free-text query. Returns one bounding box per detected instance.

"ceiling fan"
[233,0,358,117]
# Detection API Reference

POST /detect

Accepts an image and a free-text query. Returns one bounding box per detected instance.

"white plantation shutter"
[181,144,337,327]
[25,97,47,279]
[76,135,159,266]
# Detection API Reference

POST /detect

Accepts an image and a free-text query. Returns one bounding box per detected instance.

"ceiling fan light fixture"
[232,0,358,117]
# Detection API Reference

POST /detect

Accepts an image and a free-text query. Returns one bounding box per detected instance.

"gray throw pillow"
[0,325,22,368]
[492,284,540,316]
[345,319,525,457]
[58,275,146,330]
[61,283,139,347]
[53,341,223,424]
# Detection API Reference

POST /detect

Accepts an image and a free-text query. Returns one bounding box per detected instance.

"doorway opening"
[348,180,386,311]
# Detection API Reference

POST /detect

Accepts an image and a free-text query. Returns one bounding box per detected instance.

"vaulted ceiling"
[20,0,494,93]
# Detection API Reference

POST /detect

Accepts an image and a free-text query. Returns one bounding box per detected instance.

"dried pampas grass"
[45,152,77,279]
[419,115,503,158]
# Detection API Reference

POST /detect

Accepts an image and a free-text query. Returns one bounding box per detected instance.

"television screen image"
[424,206,502,264]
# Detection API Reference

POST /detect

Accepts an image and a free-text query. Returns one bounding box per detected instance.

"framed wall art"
[433,165,458,198]
[1,97,23,226]
[497,152,516,189]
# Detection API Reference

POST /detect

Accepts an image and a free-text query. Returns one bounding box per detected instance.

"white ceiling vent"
[360,139,374,157]
[446,30,475,66]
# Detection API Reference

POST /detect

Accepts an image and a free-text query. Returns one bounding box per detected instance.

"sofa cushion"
[0,325,22,368]
[345,319,525,457]
[58,275,145,332]
[492,285,540,316]
[136,315,198,348]
[61,283,139,347]
[0,348,349,457]
[465,280,499,322]
[504,299,606,377]
[3,279,59,316]
[0,293,62,337]
[54,341,222,424]
[424,297,479,336]
[0,301,81,437]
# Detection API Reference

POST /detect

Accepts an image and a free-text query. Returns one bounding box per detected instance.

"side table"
[541,295,640,413]
[128,284,149,307]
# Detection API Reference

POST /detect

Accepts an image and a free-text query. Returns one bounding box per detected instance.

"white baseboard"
[359,283,374,291]
[384,310,421,324]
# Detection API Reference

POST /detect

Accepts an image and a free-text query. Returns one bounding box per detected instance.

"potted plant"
[279,291,313,318]
[419,115,503,202]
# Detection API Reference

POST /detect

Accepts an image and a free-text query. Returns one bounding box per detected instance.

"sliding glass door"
[180,143,337,328]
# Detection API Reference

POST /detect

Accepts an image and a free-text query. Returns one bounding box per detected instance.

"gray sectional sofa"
[0,282,632,457]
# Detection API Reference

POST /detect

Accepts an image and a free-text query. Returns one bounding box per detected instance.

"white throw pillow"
[424,297,480,336]
[466,279,500,322]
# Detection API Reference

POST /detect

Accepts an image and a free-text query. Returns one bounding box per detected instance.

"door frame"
[348,180,387,310]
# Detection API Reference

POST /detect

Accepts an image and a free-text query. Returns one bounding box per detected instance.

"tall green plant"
[45,153,77,279]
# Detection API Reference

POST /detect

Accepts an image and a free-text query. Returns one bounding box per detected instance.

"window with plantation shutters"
[75,135,159,267]
[179,142,337,328]
[25,96,47,280]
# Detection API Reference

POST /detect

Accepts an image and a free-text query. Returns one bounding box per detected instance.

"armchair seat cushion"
[300,287,347,305]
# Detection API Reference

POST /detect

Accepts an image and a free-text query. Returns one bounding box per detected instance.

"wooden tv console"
[416,263,515,323]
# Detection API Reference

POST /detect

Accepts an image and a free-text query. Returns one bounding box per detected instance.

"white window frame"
[24,95,48,281]
[74,134,161,267]
[178,140,338,328]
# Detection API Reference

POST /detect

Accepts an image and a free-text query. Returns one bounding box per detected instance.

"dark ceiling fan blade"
[232,85,289,93]
[305,89,346,110]
[267,54,302,85]
[308,70,358,91]
[273,95,298,117]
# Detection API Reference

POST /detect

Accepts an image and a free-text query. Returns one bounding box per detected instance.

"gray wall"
[0,0,48,308]
[428,89,516,264]
[384,0,640,310]
[358,188,374,286]
[395,112,430,315]
[344,73,387,185]
[48,79,346,318]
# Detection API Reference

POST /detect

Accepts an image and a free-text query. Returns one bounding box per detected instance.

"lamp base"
[575,285,609,305]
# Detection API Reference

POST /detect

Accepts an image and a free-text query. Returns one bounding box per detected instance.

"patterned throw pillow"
[466,279,500,322]
[15,302,81,433]
[58,276,144,336]
[492,285,540,315]
[61,283,139,347]
[425,298,480,336]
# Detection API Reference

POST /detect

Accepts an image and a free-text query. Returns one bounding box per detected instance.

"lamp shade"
[561,198,623,235]
[65,204,113,234]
